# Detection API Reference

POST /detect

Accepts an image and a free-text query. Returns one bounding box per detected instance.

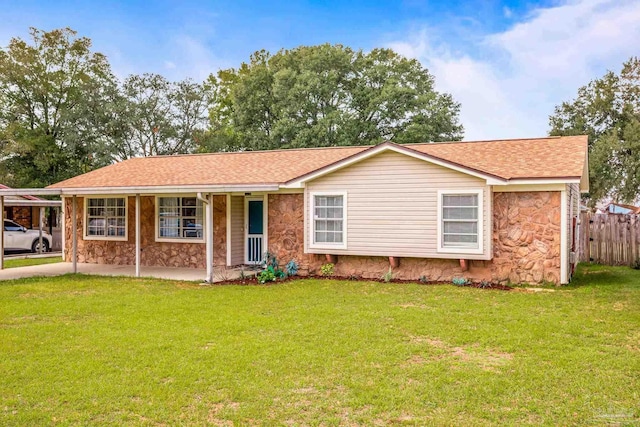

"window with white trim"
[86,197,127,239]
[157,196,204,240]
[439,192,480,249]
[312,194,345,246]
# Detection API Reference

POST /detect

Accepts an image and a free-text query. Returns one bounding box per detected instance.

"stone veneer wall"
[11,207,33,229]
[65,196,226,268]
[267,194,319,272]
[268,191,562,284]
[491,191,561,284]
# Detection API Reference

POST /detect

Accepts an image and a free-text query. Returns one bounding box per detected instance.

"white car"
[3,219,52,253]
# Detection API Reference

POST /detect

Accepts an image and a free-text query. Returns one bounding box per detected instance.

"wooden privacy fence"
[579,213,640,266]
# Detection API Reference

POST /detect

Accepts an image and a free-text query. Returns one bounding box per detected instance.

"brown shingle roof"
[47,135,587,189]
[409,135,587,180]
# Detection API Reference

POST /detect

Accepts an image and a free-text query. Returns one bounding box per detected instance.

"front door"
[245,198,264,264]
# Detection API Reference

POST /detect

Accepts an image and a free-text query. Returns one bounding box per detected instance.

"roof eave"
[54,184,281,195]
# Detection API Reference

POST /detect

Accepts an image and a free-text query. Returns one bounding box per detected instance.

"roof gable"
[284,142,505,187]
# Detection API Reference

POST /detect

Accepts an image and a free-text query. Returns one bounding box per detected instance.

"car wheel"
[31,239,50,253]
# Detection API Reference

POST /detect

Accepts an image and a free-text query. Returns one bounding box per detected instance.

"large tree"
[550,57,640,204]
[0,27,118,187]
[113,74,210,159]
[203,44,463,152]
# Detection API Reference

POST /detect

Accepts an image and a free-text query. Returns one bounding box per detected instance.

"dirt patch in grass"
[512,287,557,293]
[395,303,428,309]
[407,336,514,371]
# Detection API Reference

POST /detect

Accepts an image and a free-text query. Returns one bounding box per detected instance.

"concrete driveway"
[0,262,254,282]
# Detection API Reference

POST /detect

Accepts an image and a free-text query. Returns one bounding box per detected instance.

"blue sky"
[1,0,638,140]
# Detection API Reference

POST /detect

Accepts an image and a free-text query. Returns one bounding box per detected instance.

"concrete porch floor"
[0,262,258,282]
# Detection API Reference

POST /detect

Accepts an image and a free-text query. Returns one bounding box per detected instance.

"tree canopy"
[0,27,117,187]
[113,73,210,159]
[202,44,463,152]
[0,29,463,187]
[550,57,640,204]
[0,28,210,187]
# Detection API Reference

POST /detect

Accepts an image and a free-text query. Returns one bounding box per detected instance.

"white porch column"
[38,206,44,254]
[135,194,141,277]
[60,198,65,261]
[0,196,4,270]
[205,193,214,283]
[72,195,77,274]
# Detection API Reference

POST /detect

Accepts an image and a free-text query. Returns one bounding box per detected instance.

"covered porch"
[0,187,275,283]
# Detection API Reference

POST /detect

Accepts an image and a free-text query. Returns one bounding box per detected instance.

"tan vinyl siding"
[230,196,244,265]
[305,150,491,260]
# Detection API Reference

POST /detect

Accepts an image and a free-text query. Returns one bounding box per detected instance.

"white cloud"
[162,34,231,81]
[386,0,640,140]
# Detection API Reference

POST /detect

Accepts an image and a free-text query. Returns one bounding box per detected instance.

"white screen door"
[245,198,264,264]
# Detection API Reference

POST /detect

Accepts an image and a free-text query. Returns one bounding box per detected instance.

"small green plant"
[285,260,299,276]
[239,268,246,281]
[418,275,428,284]
[262,251,279,270]
[320,263,335,276]
[381,267,394,283]
[257,266,277,284]
[261,251,287,280]
[633,259,640,270]
[347,274,361,281]
[479,280,493,289]
[452,277,469,287]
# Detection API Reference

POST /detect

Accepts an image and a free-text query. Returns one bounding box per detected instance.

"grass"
[0,264,639,425]
[3,255,62,269]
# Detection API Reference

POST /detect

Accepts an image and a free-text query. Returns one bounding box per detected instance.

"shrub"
[452,277,469,286]
[381,267,393,283]
[418,275,428,283]
[262,251,278,270]
[285,260,299,277]
[257,266,277,284]
[261,251,287,280]
[320,263,335,276]
[633,259,640,270]
[479,280,492,289]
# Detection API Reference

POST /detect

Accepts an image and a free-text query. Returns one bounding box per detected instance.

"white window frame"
[436,189,484,255]
[155,195,205,243]
[83,196,128,241]
[309,191,347,250]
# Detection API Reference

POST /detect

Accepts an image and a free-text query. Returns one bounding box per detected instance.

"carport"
[0,188,63,270]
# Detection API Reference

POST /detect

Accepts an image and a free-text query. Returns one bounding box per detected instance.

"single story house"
[36,136,586,284]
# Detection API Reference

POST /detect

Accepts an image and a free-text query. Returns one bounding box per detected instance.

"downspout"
[198,192,214,283]
[196,192,208,206]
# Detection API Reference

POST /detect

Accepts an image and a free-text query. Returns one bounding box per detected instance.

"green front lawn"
[1,264,639,425]
[3,255,62,269]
